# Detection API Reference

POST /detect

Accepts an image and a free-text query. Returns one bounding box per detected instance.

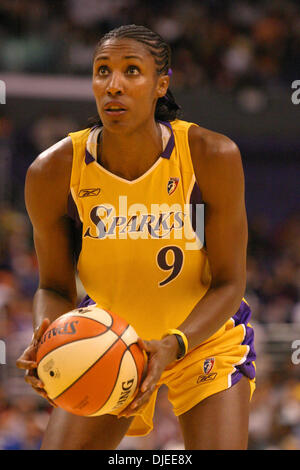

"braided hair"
[89,24,181,126]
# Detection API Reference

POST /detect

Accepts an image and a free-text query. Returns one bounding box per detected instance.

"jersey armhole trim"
[184,122,200,179]
[67,132,78,190]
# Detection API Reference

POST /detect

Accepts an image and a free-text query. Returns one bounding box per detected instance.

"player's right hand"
[16,318,57,407]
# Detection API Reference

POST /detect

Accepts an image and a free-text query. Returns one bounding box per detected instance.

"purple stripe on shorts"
[233,299,252,326]
[231,300,256,381]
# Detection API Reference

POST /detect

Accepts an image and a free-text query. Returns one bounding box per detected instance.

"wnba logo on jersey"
[167,177,179,195]
[203,358,215,374]
[197,357,217,384]
[83,196,204,250]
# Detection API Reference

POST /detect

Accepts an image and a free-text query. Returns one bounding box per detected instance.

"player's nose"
[106,71,124,96]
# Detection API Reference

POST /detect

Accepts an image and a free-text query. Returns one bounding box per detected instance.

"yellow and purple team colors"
[67,119,256,436]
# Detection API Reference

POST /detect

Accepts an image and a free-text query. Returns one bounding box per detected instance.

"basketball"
[36,305,146,416]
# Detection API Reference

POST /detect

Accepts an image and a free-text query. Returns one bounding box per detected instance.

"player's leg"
[178,376,251,450]
[40,407,134,450]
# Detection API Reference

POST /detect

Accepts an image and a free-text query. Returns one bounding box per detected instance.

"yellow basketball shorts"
[124,299,256,437]
[79,296,256,437]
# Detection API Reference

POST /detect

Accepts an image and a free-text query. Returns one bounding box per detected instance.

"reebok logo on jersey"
[167,177,179,195]
[79,188,101,197]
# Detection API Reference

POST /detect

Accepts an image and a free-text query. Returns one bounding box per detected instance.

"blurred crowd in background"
[0,0,300,92]
[0,0,300,452]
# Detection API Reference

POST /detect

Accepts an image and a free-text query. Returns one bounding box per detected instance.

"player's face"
[92,38,169,132]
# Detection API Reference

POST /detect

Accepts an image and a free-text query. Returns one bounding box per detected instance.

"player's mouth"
[104,101,128,116]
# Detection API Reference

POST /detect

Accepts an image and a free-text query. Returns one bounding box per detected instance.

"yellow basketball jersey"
[68,119,212,340]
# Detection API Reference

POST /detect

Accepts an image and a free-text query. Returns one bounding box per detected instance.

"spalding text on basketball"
[113,378,135,410]
[40,321,79,344]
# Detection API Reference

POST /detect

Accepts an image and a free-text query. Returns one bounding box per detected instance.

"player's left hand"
[117,335,179,419]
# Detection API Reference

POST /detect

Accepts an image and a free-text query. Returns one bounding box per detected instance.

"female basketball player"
[16,25,256,450]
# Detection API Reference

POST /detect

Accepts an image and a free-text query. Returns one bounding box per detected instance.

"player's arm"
[25,136,78,329]
[176,125,248,350]
[16,136,77,400]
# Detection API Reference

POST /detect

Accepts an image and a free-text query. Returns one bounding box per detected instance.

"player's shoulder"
[25,127,93,216]
[188,123,240,159]
[27,136,73,182]
[171,118,239,158]
[186,122,242,183]
[25,136,74,217]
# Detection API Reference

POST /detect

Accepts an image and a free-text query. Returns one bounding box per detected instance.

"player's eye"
[127,65,140,75]
[97,65,109,75]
